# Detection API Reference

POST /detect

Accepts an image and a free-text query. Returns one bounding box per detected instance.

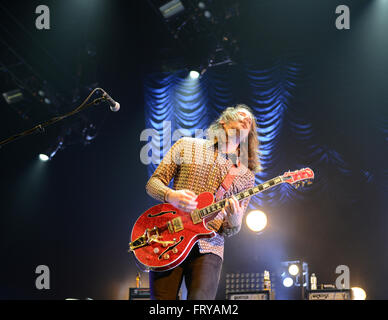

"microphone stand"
[0,88,107,148]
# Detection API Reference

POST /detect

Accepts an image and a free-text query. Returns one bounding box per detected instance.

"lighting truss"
[147,0,242,72]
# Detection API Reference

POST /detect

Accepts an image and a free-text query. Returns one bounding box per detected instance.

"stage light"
[288,264,299,276]
[82,123,98,144]
[39,154,49,162]
[39,138,64,161]
[189,71,200,79]
[198,2,205,10]
[281,260,309,297]
[2,89,24,104]
[245,210,267,233]
[204,10,212,19]
[159,0,184,19]
[283,277,294,288]
[351,287,366,300]
[44,97,51,104]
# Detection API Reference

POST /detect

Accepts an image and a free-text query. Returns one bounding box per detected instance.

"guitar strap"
[206,163,240,233]
[215,163,240,201]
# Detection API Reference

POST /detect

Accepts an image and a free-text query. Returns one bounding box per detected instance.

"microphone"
[102,91,120,112]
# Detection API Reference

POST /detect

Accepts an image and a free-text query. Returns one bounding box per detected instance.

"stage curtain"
[143,59,387,210]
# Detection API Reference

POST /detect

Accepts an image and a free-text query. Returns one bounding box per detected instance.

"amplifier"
[227,290,274,300]
[129,288,151,300]
[307,289,351,300]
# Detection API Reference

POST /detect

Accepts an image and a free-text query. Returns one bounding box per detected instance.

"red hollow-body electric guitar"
[129,168,314,271]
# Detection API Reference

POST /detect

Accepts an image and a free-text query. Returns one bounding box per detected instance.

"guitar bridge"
[129,227,175,252]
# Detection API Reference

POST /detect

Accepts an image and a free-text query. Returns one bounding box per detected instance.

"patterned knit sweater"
[145,137,255,260]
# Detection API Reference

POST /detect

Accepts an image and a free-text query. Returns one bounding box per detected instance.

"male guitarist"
[145,104,261,300]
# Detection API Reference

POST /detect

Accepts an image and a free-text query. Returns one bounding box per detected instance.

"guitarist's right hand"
[165,189,198,213]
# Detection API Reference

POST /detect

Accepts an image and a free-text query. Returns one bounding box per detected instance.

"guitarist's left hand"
[223,195,243,228]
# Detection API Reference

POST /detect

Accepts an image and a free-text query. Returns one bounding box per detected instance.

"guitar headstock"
[282,168,315,189]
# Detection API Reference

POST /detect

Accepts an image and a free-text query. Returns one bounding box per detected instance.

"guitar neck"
[198,176,285,220]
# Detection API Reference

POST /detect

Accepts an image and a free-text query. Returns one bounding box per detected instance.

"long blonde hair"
[207,104,261,172]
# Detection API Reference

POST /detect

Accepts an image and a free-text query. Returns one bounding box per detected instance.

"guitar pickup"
[191,210,202,225]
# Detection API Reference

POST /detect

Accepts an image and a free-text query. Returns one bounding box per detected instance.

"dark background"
[0,0,387,299]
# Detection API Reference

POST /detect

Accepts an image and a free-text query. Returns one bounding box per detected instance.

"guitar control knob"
[163,254,170,259]
[162,243,168,247]
[153,248,159,254]
[172,248,178,254]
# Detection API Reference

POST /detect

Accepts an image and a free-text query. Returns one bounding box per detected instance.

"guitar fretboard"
[198,176,285,219]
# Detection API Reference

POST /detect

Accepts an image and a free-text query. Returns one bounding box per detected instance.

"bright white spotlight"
[245,210,267,232]
[283,277,294,288]
[198,1,205,9]
[288,264,299,276]
[204,10,212,18]
[189,71,200,79]
[39,154,49,162]
[351,287,366,300]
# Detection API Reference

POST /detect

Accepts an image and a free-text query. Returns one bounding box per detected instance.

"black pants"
[149,244,222,300]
